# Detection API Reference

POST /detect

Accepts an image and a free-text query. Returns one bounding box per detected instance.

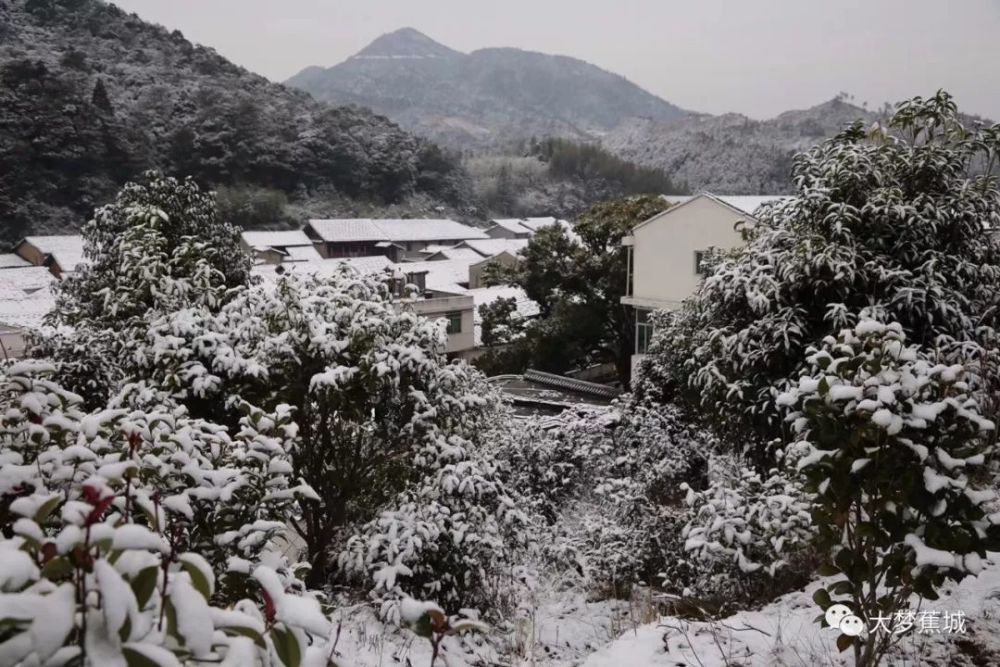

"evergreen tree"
[640,92,1000,459]
[90,78,112,114]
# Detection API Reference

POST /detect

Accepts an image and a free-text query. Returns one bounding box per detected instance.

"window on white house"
[635,308,654,354]
[694,250,709,276]
[445,311,463,334]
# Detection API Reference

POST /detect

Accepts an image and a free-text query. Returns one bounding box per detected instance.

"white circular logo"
[840,615,865,637]
[825,604,852,629]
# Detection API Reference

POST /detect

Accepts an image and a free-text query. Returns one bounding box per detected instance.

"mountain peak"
[353,28,460,60]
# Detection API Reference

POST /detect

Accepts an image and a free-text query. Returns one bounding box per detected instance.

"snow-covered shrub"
[674,456,815,612]
[495,402,714,599]
[641,92,1000,459]
[781,319,1000,665]
[338,454,529,616]
[0,361,337,666]
[0,360,316,602]
[135,269,508,589]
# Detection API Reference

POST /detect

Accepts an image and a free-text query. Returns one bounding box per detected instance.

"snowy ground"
[582,556,1000,667]
[327,557,1000,666]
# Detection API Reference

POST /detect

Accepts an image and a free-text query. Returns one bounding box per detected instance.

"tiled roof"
[307,218,487,243]
[307,219,389,243]
[0,276,56,330]
[283,245,324,262]
[241,230,313,248]
[0,267,57,292]
[429,247,486,262]
[461,239,529,258]
[395,259,472,293]
[0,254,31,269]
[252,256,396,283]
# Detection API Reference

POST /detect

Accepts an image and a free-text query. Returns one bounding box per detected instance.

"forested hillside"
[0,0,472,246]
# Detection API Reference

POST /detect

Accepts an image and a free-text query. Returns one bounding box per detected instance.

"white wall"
[630,196,748,309]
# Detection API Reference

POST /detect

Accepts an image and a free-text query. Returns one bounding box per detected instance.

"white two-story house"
[621,193,787,374]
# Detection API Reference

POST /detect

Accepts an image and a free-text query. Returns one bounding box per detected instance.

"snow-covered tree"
[0,360,332,666]
[779,320,1000,665]
[34,172,251,405]
[640,92,1000,459]
[134,269,509,592]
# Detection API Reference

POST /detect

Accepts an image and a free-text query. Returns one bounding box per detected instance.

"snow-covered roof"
[663,194,789,216]
[489,219,534,235]
[0,254,31,269]
[308,219,488,243]
[518,217,565,233]
[22,235,86,272]
[0,279,56,330]
[0,267,57,293]
[336,256,396,274]
[460,238,529,258]
[241,230,313,249]
[372,219,487,242]
[307,219,389,243]
[489,217,569,236]
[428,247,486,262]
[395,259,472,294]
[253,256,396,283]
[283,245,324,262]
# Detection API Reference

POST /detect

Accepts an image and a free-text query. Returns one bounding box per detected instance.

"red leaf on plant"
[262,589,276,624]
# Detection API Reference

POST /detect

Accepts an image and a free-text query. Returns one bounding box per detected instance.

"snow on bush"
[640,92,1000,458]
[780,318,1000,664]
[493,402,716,599]
[0,361,339,665]
[676,456,815,611]
[130,268,517,605]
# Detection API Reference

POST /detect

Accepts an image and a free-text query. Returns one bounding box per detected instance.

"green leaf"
[816,562,839,577]
[179,560,212,601]
[123,645,181,667]
[812,588,831,608]
[41,556,73,581]
[34,496,62,524]
[226,624,266,648]
[130,566,160,609]
[836,633,854,653]
[818,377,830,396]
[272,625,302,667]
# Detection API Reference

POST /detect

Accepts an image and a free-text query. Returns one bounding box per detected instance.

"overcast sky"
[110,0,1000,120]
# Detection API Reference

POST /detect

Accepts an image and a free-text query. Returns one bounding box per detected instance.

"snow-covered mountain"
[286,28,687,149]
[602,98,882,194]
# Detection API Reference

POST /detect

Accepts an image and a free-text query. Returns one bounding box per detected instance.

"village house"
[485,217,570,239]
[14,235,86,277]
[621,193,787,374]
[240,230,323,264]
[0,267,57,358]
[305,218,488,260]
